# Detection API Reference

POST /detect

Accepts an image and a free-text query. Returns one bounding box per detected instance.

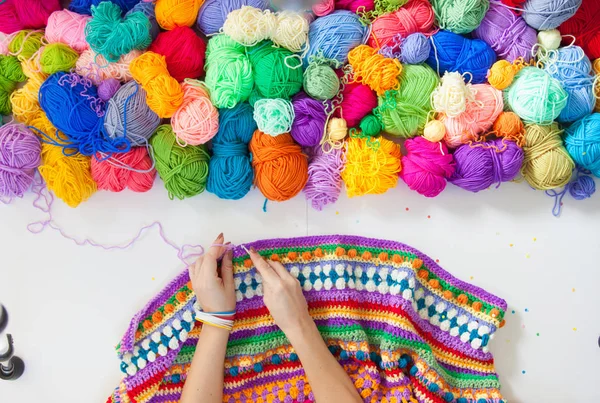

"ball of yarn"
[522,123,574,189]
[207,103,256,200]
[427,30,497,84]
[594,59,600,113]
[543,46,595,123]
[197,0,269,35]
[523,0,582,30]
[91,147,156,192]
[127,1,160,40]
[335,0,375,13]
[253,98,295,137]
[336,81,377,128]
[304,11,369,66]
[171,80,219,145]
[379,64,439,138]
[98,78,121,101]
[348,45,403,96]
[76,49,142,85]
[8,30,44,61]
[488,60,518,90]
[0,0,60,34]
[291,92,327,147]
[368,0,435,48]
[474,1,537,62]
[564,113,600,177]
[85,1,152,63]
[129,51,184,118]
[39,43,80,75]
[249,130,308,201]
[0,55,26,115]
[304,145,344,210]
[342,136,402,197]
[155,0,203,30]
[303,63,340,100]
[505,66,568,124]
[559,0,600,60]
[0,123,41,198]
[150,124,210,200]
[248,41,303,100]
[104,81,161,146]
[400,33,430,65]
[569,174,596,199]
[205,34,253,109]
[38,144,97,207]
[441,84,504,147]
[494,111,525,145]
[400,136,455,197]
[148,26,206,82]
[273,10,310,52]
[537,29,562,50]
[431,71,475,118]
[313,0,335,16]
[423,120,446,142]
[69,0,139,15]
[326,117,348,145]
[430,0,489,34]
[360,114,382,136]
[451,139,524,192]
[45,9,91,53]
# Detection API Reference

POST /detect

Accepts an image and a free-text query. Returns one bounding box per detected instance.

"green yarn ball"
[378,64,439,138]
[303,63,340,101]
[431,0,490,34]
[505,67,568,125]
[150,124,210,200]
[248,41,303,100]
[40,43,80,75]
[8,30,45,61]
[360,114,382,136]
[254,98,295,136]
[0,55,26,116]
[205,34,254,109]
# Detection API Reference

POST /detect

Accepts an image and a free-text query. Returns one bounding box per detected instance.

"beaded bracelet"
[193,303,235,331]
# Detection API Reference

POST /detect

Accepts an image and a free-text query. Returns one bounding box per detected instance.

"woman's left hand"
[189,233,236,313]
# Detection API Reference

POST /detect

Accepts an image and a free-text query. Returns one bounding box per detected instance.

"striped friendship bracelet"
[193,303,235,331]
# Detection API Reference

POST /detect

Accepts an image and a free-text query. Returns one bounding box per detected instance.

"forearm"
[287,320,363,403]
[180,326,229,403]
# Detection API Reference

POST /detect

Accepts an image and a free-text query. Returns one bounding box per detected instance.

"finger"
[221,249,235,292]
[189,256,203,279]
[249,247,279,284]
[202,233,225,278]
[267,260,290,279]
[206,233,225,260]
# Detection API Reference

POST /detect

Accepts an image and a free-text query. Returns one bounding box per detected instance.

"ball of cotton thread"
[0,123,41,198]
[291,92,328,147]
[522,0,582,30]
[431,71,475,118]
[304,145,344,210]
[564,113,600,177]
[171,80,219,146]
[430,0,490,34]
[303,63,340,101]
[400,33,431,64]
[253,98,295,137]
[75,49,143,85]
[45,9,91,53]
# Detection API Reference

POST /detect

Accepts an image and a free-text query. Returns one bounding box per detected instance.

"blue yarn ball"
[206,103,257,200]
[523,0,582,30]
[565,113,600,177]
[304,10,369,66]
[544,46,595,123]
[196,0,270,35]
[569,174,596,200]
[126,1,160,40]
[69,0,139,14]
[400,33,430,65]
[426,30,497,84]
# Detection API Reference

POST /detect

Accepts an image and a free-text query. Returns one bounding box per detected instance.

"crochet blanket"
[107,235,507,403]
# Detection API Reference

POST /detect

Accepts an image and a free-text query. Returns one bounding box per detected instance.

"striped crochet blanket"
[107,235,507,403]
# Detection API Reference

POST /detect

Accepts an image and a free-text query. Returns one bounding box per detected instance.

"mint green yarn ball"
[303,63,340,101]
[431,0,490,34]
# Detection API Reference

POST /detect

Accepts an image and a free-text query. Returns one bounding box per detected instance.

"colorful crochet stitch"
[107,235,507,403]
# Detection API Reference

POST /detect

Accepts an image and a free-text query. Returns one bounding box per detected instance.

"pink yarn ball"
[0,0,61,34]
[336,81,377,128]
[45,9,91,54]
[171,81,219,145]
[400,136,455,197]
[76,49,143,85]
[313,0,335,16]
[335,0,374,13]
[441,84,504,148]
[368,0,435,48]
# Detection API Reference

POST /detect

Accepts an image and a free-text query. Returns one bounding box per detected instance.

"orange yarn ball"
[155,0,203,30]
[493,111,525,145]
[348,45,402,96]
[249,130,308,201]
[91,147,156,193]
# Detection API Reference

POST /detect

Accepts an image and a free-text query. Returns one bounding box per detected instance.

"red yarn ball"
[148,26,206,82]
[91,147,156,193]
[499,0,526,12]
[400,136,455,197]
[559,0,600,60]
[0,0,61,34]
[335,81,378,128]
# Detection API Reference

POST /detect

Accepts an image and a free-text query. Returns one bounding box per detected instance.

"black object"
[0,305,7,334]
[0,306,24,381]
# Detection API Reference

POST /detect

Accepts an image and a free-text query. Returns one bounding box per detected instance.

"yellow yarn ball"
[593,59,599,113]
[423,120,446,142]
[223,6,276,47]
[342,137,402,197]
[155,0,203,30]
[272,11,309,53]
[488,60,516,90]
[327,117,347,143]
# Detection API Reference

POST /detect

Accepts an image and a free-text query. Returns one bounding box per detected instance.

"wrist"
[201,323,232,338]
[284,315,318,344]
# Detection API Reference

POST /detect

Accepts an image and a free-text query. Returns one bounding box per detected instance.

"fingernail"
[216,232,224,240]
[225,241,231,246]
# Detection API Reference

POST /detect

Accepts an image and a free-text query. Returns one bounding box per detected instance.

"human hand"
[248,247,313,337]
[189,233,236,314]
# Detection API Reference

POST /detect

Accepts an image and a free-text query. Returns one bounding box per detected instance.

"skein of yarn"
[253,98,295,137]
[336,81,378,128]
[564,113,600,177]
[522,123,574,190]
[171,80,219,145]
[400,136,455,197]
[98,78,121,101]
[75,49,142,85]
[148,27,206,82]
[8,30,45,61]
[39,43,80,75]
[313,0,335,16]
[197,0,270,35]
[450,139,524,192]
[0,55,26,115]
[334,0,375,13]
[303,63,340,101]
[291,92,327,147]
[474,1,538,62]
[104,81,161,147]
[348,45,403,96]
[127,2,160,40]
[91,147,156,192]
[207,103,256,200]
[0,0,61,34]
[248,41,303,100]
[595,59,600,113]
[45,9,91,53]
[493,111,525,145]
[488,59,519,90]
[360,114,382,136]
[523,0,582,30]
[69,0,139,15]
[400,33,431,65]
[150,124,210,200]
[0,123,41,198]
[155,0,203,30]
[304,145,344,210]
[342,137,402,197]
[427,30,497,84]
[249,130,308,202]
[430,0,489,34]
[368,0,435,48]
[85,1,152,63]
[559,0,600,60]
[129,51,184,118]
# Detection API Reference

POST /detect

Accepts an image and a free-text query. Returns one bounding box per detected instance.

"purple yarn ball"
[0,123,41,198]
[400,33,430,65]
[196,0,270,35]
[304,145,344,211]
[450,139,524,192]
[473,1,538,62]
[98,78,122,101]
[291,92,327,147]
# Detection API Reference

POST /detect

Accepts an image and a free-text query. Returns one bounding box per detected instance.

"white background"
[1,179,599,402]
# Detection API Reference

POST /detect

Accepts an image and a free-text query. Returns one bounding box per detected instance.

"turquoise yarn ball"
[565,113,600,177]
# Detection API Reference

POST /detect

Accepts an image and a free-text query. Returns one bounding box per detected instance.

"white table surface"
[1,180,599,402]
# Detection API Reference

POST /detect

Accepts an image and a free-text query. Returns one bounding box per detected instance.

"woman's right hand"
[248,247,313,336]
